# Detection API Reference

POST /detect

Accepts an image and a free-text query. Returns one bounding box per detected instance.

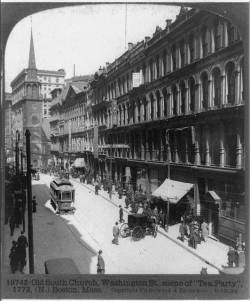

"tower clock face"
[31,114,39,125]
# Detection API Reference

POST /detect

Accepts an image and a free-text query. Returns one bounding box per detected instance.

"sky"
[5,3,181,92]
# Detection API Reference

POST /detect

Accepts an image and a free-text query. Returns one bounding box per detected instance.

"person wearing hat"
[227,246,236,267]
[97,250,105,274]
[112,222,120,245]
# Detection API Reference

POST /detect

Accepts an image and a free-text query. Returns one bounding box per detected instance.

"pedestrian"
[125,195,130,208]
[118,185,123,199]
[227,246,236,267]
[119,205,124,223]
[9,214,15,236]
[179,221,185,242]
[32,196,37,213]
[17,231,28,273]
[9,241,18,273]
[151,217,158,238]
[201,220,209,242]
[95,182,99,195]
[200,267,208,275]
[97,250,105,274]
[112,222,120,245]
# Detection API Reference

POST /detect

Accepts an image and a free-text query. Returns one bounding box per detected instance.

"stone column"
[159,89,164,118]
[174,132,179,163]
[223,22,228,48]
[159,130,163,161]
[167,87,172,117]
[210,27,215,54]
[176,44,180,69]
[205,125,211,166]
[208,79,213,108]
[134,102,138,123]
[219,122,225,167]
[145,130,150,161]
[195,82,201,113]
[236,126,243,169]
[221,73,226,107]
[140,99,144,121]
[194,126,201,165]
[125,104,128,125]
[176,84,180,115]
[141,132,145,160]
[185,85,189,114]
[166,50,172,73]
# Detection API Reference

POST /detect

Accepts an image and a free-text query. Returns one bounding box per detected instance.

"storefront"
[152,178,194,224]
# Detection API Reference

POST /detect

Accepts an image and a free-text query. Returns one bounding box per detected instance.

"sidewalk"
[73,178,229,273]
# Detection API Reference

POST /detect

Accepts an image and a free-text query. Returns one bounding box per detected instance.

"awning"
[72,158,86,168]
[205,190,221,204]
[152,178,194,204]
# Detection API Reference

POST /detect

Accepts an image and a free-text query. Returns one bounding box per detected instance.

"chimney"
[166,19,172,27]
[128,42,133,50]
[145,36,150,43]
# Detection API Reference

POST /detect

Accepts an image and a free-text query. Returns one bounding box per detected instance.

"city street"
[26,173,219,274]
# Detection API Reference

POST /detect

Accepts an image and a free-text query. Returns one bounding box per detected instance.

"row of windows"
[101,20,240,104]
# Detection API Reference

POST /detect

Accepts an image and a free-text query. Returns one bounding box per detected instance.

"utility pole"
[25,129,34,273]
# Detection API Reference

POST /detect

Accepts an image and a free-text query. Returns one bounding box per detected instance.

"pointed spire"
[28,28,36,69]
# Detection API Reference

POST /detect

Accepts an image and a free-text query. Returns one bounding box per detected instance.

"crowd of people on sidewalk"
[178,217,209,249]
[9,231,28,273]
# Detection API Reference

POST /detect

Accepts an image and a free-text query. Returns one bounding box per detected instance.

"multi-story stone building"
[4,92,13,162]
[49,76,94,170]
[90,7,245,244]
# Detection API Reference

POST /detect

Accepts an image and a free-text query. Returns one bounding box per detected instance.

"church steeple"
[28,29,36,69]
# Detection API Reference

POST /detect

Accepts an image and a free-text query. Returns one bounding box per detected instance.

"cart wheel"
[132,226,145,241]
[120,223,130,238]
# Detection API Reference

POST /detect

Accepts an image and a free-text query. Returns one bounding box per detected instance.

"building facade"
[4,92,13,162]
[90,8,245,244]
[49,76,94,171]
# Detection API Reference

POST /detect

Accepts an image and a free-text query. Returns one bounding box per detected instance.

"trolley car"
[50,178,75,214]
[119,213,157,241]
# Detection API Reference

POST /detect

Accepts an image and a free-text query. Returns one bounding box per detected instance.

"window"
[149,60,154,82]
[44,109,47,115]
[189,77,195,112]
[155,56,160,79]
[180,81,186,114]
[226,62,236,105]
[212,68,221,107]
[56,78,59,83]
[180,40,185,68]
[162,51,167,76]
[189,34,195,62]
[172,85,178,115]
[201,73,209,110]
[214,20,222,51]
[201,27,208,57]
[171,44,177,71]
[228,22,239,45]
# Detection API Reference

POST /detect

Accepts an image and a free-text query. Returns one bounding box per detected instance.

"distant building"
[4,92,13,161]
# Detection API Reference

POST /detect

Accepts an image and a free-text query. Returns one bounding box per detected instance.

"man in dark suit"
[97,250,105,274]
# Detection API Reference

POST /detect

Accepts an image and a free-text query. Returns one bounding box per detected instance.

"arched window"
[189,77,195,112]
[150,93,154,119]
[201,26,208,57]
[137,99,141,122]
[149,60,154,82]
[172,85,178,116]
[156,90,161,118]
[201,72,209,110]
[155,56,160,79]
[162,88,168,117]
[180,40,185,68]
[212,68,221,107]
[180,81,186,114]
[228,22,240,45]
[162,50,167,76]
[171,44,177,71]
[214,19,222,51]
[226,62,236,105]
[189,34,195,63]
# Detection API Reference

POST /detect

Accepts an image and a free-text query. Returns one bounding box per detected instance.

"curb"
[72,179,223,273]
